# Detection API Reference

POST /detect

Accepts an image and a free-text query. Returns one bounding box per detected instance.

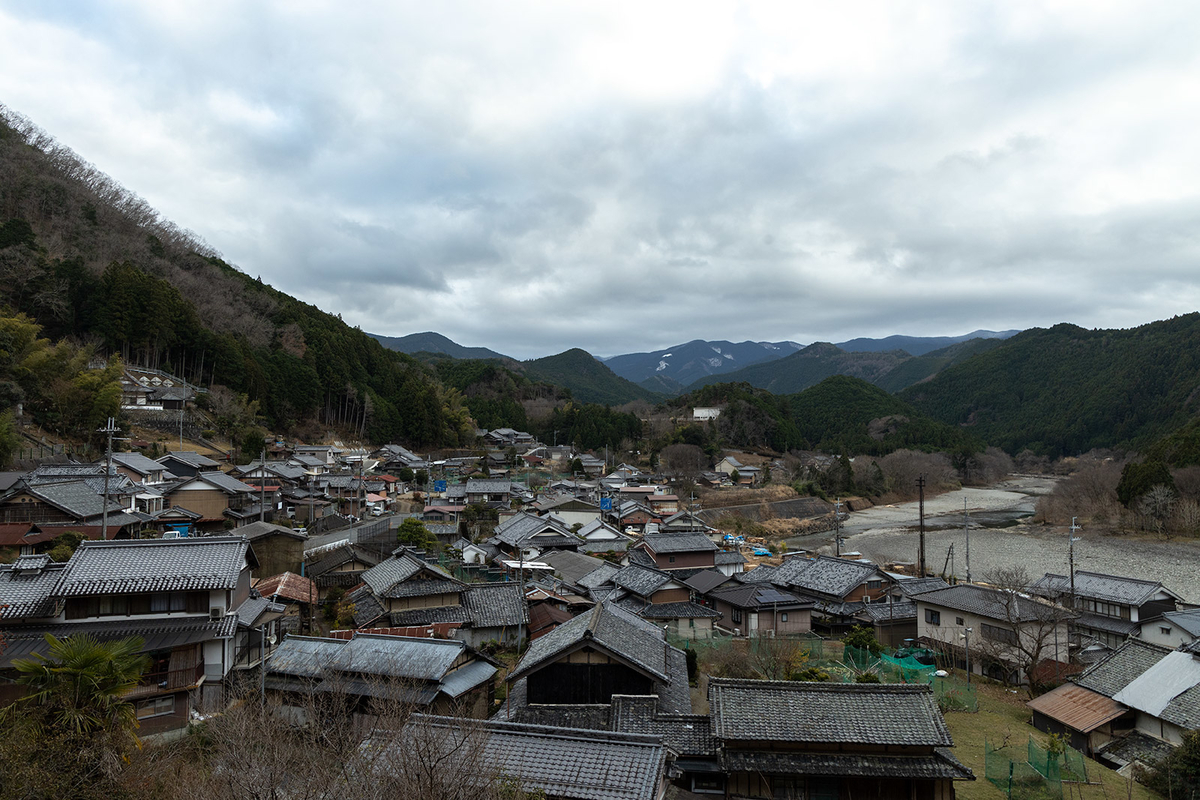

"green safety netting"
[1028,736,1088,783]
[986,737,1088,800]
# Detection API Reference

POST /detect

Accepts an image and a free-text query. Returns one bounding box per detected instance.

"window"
[925,609,941,625]
[780,612,789,623]
[982,623,1019,645]
[956,617,965,626]
[136,695,175,719]
[731,608,742,624]
[1161,627,1172,636]
[689,618,695,628]
[668,556,676,563]
[867,580,882,590]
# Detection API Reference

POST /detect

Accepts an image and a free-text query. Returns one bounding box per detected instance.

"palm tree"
[8,633,149,739]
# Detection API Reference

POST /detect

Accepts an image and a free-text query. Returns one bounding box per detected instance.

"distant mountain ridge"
[517,348,659,406]
[834,330,1020,356]
[602,339,805,387]
[689,338,1006,395]
[369,331,511,361]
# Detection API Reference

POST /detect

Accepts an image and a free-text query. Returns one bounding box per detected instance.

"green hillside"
[872,338,1006,393]
[519,349,660,406]
[789,376,979,455]
[0,107,474,447]
[899,316,1200,457]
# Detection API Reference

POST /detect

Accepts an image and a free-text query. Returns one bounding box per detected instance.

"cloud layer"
[2,1,1199,358]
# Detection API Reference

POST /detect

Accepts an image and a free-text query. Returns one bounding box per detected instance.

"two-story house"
[916,583,1073,685]
[162,471,258,530]
[1029,570,1184,653]
[633,532,719,572]
[744,554,896,634]
[0,537,267,736]
[345,548,528,647]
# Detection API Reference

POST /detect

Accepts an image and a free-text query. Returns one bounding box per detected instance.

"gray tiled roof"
[1161,683,1200,730]
[494,512,578,548]
[708,679,954,747]
[440,659,498,698]
[508,601,672,684]
[187,471,256,494]
[346,585,387,627]
[267,635,347,678]
[1097,730,1177,768]
[708,582,809,610]
[684,569,732,595]
[1161,609,1200,637]
[159,451,220,468]
[307,543,381,578]
[236,520,308,541]
[360,551,460,598]
[610,695,715,756]
[1074,638,1171,697]
[0,558,67,619]
[110,452,167,476]
[856,600,917,623]
[539,550,608,586]
[721,749,973,780]
[388,605,472,627]
[463,582,529,628]
[379,716,666,800]
[896,577,951,597]
[638,532,718,554]
[235,595,286,627]
[1032,571,1179,606]
[635,600,721,620]
[56,537,251,596]
[577,562,621,590]
[917,584,1067,624]
[625,549,657,570]
[714,551,746,566]
[770,556,884,599]
[19,480,126,520]
[326,633,466,680]
[613,564,673,597]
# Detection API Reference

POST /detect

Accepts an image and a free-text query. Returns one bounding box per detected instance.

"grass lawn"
[944,682,1160,800]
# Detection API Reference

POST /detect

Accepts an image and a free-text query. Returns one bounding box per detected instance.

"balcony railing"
[126,663,205,699]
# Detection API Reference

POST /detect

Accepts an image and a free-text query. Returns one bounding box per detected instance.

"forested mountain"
[787,376,978,455]
[518,349,659,406]
[899,316,1200,457]
[603,339,803,387]
[0,106,473,448]
[370,331,510,361]
[834,330,1019,356]
[871,338,1007,393]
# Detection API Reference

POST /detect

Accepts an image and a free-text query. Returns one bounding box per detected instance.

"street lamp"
[961,627,973,685]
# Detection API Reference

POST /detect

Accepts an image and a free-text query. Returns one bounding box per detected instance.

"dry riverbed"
[785,477,1200,604]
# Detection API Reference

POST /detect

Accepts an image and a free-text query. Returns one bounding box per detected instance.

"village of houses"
[1,410,1199,798]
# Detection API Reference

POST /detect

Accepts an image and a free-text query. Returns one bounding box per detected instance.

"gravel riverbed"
[785,477,1200,604]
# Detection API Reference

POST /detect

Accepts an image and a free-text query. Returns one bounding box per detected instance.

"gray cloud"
[2,2,1199,359]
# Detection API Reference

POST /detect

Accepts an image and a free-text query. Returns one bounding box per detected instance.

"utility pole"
[98,417,119,541]
[178,406,184,450]
[834,497,843,557]
[963,626,973,685]
[259,449,266,522]
[917,475,926,577]
[964,498,971,584]
[1069,517,1082,609]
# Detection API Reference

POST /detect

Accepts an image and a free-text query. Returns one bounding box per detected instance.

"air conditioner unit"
[210,607,225,621]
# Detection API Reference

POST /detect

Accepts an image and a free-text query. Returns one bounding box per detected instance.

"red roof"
[254,571,317,604]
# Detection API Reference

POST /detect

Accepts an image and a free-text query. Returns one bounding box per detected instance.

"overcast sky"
[3,2,1199,359]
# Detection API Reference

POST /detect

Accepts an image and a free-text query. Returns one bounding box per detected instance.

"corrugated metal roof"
[1027,683,1128,733]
